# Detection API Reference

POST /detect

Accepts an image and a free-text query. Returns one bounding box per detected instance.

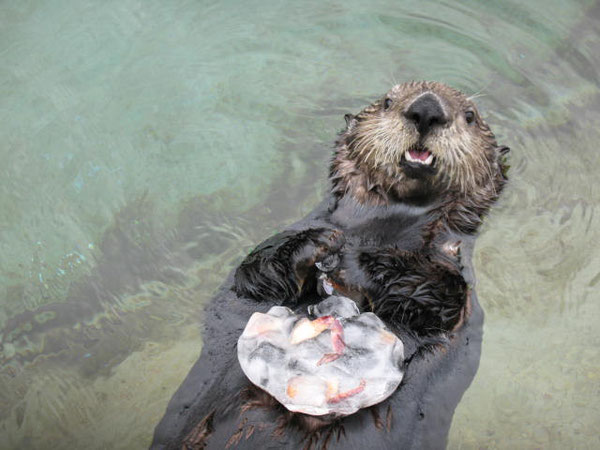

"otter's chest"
[329,198,431,251]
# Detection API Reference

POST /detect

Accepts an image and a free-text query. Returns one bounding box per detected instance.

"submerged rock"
[237,296,404,416]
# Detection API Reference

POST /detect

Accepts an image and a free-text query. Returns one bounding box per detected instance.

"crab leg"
[317,352,341,365]
[327,379,366,404]
[317,318,346,365]
[330,318,345,353]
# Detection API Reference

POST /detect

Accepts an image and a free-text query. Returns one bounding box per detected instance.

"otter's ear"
[344,113,355,127]
[496,145,511,179]
[497,145,510,155]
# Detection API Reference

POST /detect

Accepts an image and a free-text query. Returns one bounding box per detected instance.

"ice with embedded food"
[237,296,404,416]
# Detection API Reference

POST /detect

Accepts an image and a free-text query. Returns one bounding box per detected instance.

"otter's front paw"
[293,228,345,280]
[234,228,345,303]
[313,229,345,273]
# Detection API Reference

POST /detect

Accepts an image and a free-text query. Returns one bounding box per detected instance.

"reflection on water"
[1,0,599,448]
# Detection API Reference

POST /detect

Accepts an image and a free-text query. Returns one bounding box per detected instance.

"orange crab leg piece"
[316,318,346,365]
[330,318,345,353]
[327,379,366,404]
[317,352,342,365]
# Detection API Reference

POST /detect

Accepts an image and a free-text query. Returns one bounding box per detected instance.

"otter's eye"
[465,110,475,124]
[384,98,393,110]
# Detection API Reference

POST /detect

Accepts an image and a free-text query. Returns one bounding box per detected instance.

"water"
[1,0,599,448]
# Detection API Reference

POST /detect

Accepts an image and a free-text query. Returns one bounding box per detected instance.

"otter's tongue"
[408,148,431,161]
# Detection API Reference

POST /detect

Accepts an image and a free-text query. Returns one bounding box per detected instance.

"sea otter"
[151,81,509,449]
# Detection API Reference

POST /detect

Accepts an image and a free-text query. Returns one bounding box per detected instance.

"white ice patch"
[237,296,404,416]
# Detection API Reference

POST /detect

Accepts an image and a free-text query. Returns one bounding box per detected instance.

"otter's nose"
[404,93,448,136]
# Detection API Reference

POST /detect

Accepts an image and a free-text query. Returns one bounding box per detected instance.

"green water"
[1,0,599,448]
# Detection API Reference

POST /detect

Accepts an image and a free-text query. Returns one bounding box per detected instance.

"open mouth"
[405,147,434,166]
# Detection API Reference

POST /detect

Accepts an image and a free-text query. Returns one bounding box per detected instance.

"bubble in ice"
[237,296,404,416]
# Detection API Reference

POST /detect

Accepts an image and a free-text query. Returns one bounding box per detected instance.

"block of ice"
[237,296,404,416]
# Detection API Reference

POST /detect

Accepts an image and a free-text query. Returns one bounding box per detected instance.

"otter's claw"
[314,229,345,255]
[316,253,340,273]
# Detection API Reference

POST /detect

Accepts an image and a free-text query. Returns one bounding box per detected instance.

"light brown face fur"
[330,81,506,205]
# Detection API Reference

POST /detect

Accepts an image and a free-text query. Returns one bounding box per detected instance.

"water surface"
[1,0,599,448]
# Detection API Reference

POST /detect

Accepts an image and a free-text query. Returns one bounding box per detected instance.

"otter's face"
[338,81,503,201]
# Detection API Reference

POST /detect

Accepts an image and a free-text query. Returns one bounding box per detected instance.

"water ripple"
[1,0,599,448]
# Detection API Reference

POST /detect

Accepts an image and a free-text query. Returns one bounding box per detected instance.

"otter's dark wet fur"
[151,81,509,450]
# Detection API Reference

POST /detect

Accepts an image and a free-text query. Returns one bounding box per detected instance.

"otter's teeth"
[405,150,434,165]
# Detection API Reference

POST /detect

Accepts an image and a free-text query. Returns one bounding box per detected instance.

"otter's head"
[331,81,509,205]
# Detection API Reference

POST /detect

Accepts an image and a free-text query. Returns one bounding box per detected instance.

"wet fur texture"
[152,81,509,450]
